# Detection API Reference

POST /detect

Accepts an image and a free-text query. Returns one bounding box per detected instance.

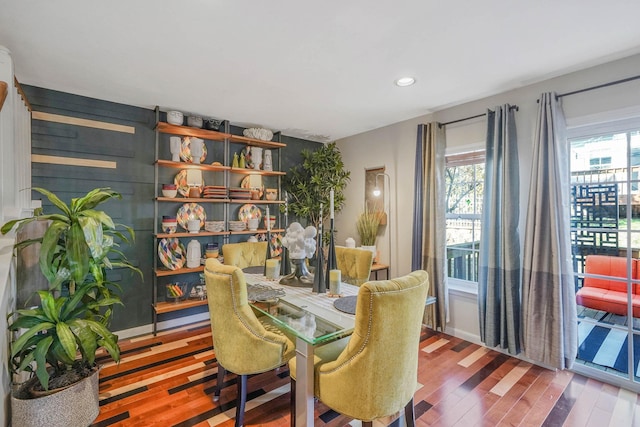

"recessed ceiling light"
[395,77,416,87]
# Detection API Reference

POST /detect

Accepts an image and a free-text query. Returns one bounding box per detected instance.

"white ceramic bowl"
[167,111,183,125]
[243,128,273,141]
[162,189,178,198]
[204,220,225,232]
[161,223,177,234]
[229,220,246,231]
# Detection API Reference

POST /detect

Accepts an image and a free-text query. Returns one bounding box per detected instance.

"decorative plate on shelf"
[158,238,186,270]
[179,136,207,163]
[238,203,262,223]
[174,169,205,196]
[176,203,207,230]
[257,232,283,257]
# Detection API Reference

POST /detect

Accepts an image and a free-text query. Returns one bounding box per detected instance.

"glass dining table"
[243,271,358,427]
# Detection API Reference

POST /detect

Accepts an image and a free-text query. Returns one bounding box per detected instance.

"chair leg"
[404,397,416,427]
[235,374,248,427]
[290,378,296,427]
[214,364,226,402]
[362,422,372,427]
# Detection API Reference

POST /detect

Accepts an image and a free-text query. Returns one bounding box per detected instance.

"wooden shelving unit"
[152,108,287,334]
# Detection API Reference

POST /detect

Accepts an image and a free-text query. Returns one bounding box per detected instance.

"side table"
[370,263,389,280]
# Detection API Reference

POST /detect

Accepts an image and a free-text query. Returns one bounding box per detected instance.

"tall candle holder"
[313,204,325,293]
[325,217,337,290]
[280,195,291,276]
[325,190,337,290]
[263,206,272,277]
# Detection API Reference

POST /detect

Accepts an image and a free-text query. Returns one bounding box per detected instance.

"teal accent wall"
[23,85,321,331]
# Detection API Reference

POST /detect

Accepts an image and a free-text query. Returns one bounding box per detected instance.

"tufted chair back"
[222,241,268,269]
[315,270,429,423]
[335,246,374,286]
[204,258,295,426]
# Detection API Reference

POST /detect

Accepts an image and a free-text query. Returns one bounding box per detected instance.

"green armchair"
[222,241,268,269]
[335,246,374,286]
[289,270,429,426]
[204,258,295,426]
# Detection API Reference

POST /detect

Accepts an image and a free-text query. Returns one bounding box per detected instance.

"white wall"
[336,53,640,341]
[0,45,32,427]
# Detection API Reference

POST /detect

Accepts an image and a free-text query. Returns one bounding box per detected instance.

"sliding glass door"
[570,123,640,390]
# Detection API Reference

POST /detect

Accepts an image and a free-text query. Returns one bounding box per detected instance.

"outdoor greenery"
[445,163,484,215]
[1,187,142,392]
[282,142,350,228]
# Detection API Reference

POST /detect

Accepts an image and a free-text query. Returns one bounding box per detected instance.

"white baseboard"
[444,326,482,346]
[115,312,210,339]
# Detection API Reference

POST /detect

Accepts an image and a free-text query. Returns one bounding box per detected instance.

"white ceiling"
[2,1,640,142]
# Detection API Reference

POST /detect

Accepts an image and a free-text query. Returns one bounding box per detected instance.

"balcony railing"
[446,242,478,282]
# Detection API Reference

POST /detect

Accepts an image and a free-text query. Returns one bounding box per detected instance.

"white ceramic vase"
[251,147,263,170]
[263,149,272,171]
[169,137,181,162]
[186,240,201,268]
[190,138,204,164]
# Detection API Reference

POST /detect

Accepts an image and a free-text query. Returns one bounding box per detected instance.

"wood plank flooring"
[91,321,640,426]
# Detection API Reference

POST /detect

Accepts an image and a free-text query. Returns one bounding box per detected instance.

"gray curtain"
[412,123,447,329]
[478,105,521,354]
[522,93,577,369]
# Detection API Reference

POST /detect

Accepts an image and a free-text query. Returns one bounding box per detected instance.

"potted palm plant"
[1,187,142,427]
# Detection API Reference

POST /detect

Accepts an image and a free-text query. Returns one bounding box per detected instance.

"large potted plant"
[356,207,381,261]
[282,142,350,229]
[1,187,141,427]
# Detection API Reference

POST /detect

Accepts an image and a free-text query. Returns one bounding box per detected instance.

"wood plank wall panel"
[22,86,323,333]
[23,85,155,331]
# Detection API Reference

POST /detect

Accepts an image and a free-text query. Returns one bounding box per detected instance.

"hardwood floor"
[92,321,640,426]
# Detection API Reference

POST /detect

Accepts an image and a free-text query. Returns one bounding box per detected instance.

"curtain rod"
[557,74,640,99]
[439,105,519,128]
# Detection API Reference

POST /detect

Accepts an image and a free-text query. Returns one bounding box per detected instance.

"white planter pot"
[11,368,100,427]
[361,245,377,262]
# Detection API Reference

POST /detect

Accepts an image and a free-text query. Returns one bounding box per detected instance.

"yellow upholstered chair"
[335,246,374,286]
[204,258,295,426]
[222,241,268,269]
[289,270,429,426]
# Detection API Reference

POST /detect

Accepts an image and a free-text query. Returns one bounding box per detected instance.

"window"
[445,150,485,285]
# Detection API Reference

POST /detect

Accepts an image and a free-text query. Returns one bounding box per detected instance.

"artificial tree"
[282,142,350,229]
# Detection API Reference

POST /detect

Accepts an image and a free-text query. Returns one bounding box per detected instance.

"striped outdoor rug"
[577,320,640,377]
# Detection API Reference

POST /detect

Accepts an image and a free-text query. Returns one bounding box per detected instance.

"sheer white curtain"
[478,105,521,354]
[522,93,577,369]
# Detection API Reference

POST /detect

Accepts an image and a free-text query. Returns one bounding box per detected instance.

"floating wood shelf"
[155,266,204,277]
[154,299,208,314]
[155,159,230,171]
